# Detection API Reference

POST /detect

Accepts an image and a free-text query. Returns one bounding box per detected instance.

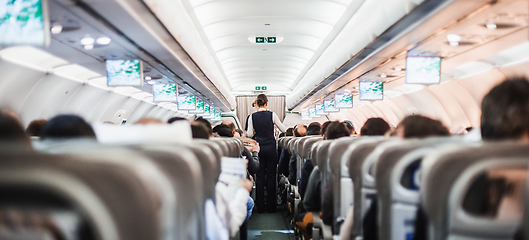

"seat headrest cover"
[93,121,192,145]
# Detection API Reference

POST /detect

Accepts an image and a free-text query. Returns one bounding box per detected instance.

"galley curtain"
[236,95,285,130]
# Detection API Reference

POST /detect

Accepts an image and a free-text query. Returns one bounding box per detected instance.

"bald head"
[135,118,163,125]
[222,120,236,133]
[294,124,307,137]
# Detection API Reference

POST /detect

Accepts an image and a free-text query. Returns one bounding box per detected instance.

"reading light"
[447,34,461,46]
[80,37,95,46]
[394,67,403,71]
[147,80,156,85]
[486,22,497,30]
[96,36,111,45]
[145,76,152,80]
[380,73,387,78]
[84,44,94,50]
[51,24,63,34]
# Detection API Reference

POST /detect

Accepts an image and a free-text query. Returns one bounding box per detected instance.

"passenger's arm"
[272,112,287,133]
[227,179,253,237]
[247,115,255,138]
[243,147,260,175]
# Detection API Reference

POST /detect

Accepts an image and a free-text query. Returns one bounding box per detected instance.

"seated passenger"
[299,122,323,198]
[296,122,350,239]
[0,110,30,145]
[235,129,244,138]
[167,116,187,124]
[411,77,529,240]
[40,115,96,140]
[278,127,295,178]
[289,124,308,184]
[343,120,356,135]
[360,118,390,136]
[191,122,210,139]
[194,117,214,138]
[26,119,48,137]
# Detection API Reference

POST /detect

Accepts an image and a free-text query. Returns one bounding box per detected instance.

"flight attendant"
[246,94,287,213]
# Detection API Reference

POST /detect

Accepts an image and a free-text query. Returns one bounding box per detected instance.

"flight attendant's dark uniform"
[251,111,278,212]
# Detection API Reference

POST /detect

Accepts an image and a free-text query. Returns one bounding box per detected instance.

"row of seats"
[0,135,244,240]
[278,135,529,240]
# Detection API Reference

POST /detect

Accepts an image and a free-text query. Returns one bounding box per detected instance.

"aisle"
[247,208,295,240]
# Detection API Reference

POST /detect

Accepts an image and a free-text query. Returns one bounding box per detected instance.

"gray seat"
[346,138,394,238]
[0,144,170,240]
[374,137,458,240]
[421,141,529,240]
[210,138,230,157]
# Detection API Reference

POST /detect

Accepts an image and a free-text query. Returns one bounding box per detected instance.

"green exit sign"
[256,37,265,43]
[255,37,276,44]
[255,86,261,90]
[267,37,276,43]
[262,86,267,90]
[255,86,267,91]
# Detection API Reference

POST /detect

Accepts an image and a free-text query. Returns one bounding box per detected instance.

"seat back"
[374,137,456,240]
[0,144,170,240]
[421,142,529,240]
[302,137,322,161]
[346,138,393,237]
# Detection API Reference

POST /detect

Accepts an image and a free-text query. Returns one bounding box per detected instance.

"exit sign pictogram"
[255,37,277,44]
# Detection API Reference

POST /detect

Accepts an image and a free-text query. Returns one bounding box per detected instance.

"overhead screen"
[309,107,318,118]
[301,111,311,120]
[189,100,205,114]
[359,82,384,100]
[324,100,339,112]
[335,94,353,108]
[106,59,143,86]
[315,104,328,115]
[178,95,196,110]
[1,0,49,46]
[406,56,441,84]
[152,84,177,102]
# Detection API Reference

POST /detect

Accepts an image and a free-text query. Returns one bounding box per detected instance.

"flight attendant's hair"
[254,94,268,107]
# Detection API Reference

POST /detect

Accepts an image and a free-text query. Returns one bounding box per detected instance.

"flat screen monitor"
[178,95,196,110]
[212,112,222,121]
[359,81,384,100]
[315,104,328,115]
[335,94,353,108]
[189,100,204,114]
[152,84,177,102]
[309,107,318,118]
[405,56,441,84]
[301,111,311,120]
[0,0,49,46]
[201,104,210,116]
[106,59,143,86]
[324,100,339,112]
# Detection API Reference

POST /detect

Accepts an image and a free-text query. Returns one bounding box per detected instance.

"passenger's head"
[321,121,332,138]
[343,120,356,135]
[26,119,48,137]
[213,124,233,137]
[307,122,322,135]
[254,94,268,108]
[136,118,163,125]
[325,122,350,140]
[395,115,450,138]
[222,120,236,133]
[0,111,29,144]
[194,117,213,136]
[167,117,187,124]
[40,115,96,139]
[481,77,529,141]
[191,122,210,139]
[294,124,307,137]
[360,118,390,136]
[285,127,294,136]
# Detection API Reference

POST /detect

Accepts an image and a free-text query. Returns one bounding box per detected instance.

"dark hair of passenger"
[26,119,48,137]
[325,122,350,140]
[343,120,355,134]
[360,117,390,136]
[194,117,213,135]
[481,77,529,141]
[0,111,29,144]
[167,116,187,124]
[213,124,233,137]
[397,115,450,138]
[285,127,294,136]
[191,123,210,139]
[40,115,96,139]
[293,124,306,137]
[306,122,322,135]
[321,121,332,137]
[254,94,268,107]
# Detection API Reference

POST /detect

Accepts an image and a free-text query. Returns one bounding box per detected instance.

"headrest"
[93,121,192,145]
